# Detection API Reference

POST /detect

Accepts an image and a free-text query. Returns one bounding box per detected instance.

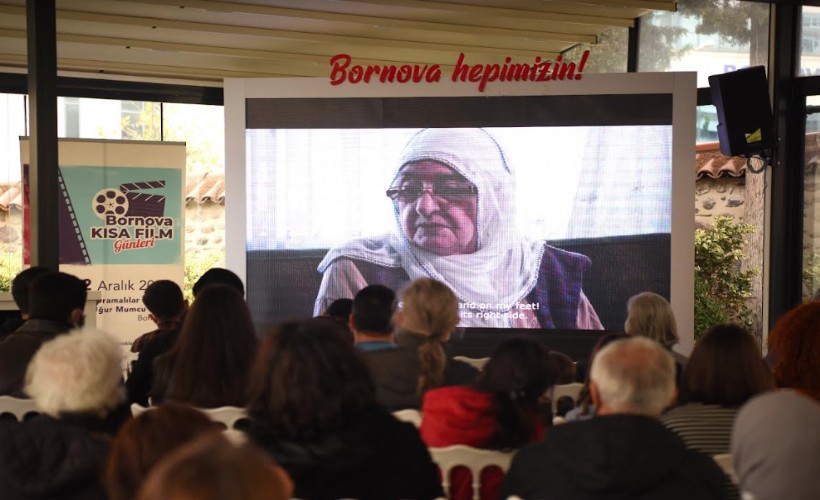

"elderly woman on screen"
[314,127,601,329]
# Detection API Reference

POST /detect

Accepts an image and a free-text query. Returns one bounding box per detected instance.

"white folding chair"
[199,406,248,429]
[393,409,422,428]
[131,402,247,429]
[428,445,516,500]
[712,453,737,484]
[548,382,584,414]
[0,396,39,421]
[453,356,490,371]
[130,402,150,417]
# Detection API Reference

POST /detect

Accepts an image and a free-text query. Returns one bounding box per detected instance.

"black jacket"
[501,414,728,500]
[0,319,74,396]
[0,411,127,500]
[242,405,443,500]
[362,330,479,410]
[125,327,180,406]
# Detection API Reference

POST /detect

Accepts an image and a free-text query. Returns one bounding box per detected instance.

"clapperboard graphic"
[56,174,167,265]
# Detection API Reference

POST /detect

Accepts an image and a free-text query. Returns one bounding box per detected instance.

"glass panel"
[639,0,770,87]
[697,105,719,144]
[803,95,820,299]
[0,93,27,288]
[162,103,226,270]
[801,6,820,76]
[563,27,628,74]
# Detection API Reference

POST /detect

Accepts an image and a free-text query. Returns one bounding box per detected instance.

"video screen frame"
[225,73,696,353]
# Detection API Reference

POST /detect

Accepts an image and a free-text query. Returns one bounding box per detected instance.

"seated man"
[315,128,601,329]
[126,280,188,406]
[501,337,727,500]
[351,284,396,352]
[0,266,49,339]
[0,271,87,396]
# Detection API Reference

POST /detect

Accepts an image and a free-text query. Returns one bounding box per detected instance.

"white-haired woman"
[315,128,602,330]
[0,328,129,499]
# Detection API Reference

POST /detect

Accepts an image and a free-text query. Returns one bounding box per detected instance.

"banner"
[20,138,185,346]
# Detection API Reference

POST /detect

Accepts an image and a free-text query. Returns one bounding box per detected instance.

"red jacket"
[420,385,544,500]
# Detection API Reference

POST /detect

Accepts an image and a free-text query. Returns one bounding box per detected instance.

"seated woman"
[240,318,443,500]
[137,433,292,500]
[363,278,478,410]
[151,285,258,408]
[105,402,223,500]
[420,337,555,500]
[0,328,129,499]
[661,324,775,455]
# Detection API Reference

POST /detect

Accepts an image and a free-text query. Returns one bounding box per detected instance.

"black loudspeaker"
[708,66,774,157]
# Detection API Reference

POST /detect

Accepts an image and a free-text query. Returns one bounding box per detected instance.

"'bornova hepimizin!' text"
[329,51,590,92]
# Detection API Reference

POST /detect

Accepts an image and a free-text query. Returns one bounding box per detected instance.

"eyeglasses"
[386,181,478,203]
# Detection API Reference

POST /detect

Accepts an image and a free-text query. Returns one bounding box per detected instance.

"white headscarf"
[319,128,545,325]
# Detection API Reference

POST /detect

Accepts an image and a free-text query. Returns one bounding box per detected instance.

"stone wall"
[695,176,746,226]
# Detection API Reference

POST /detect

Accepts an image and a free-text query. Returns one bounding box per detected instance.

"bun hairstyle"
[400,278,460,394]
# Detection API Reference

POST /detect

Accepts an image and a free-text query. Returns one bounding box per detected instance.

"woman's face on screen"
[394,161,478,256]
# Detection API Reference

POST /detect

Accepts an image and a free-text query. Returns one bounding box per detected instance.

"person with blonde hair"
[362,278,478,410]
[137,433,292,500]
[624,291,687,366]
[0,328,130,499]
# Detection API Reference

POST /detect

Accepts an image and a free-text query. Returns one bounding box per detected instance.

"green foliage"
[0,253,22,292]
[694,216,757,338]
[802,252,820,300]
[184,252,222,303]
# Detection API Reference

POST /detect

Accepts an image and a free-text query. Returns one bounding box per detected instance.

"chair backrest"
[453,356,490,371]
[130,402,150,417]
[122,351,139,378]
[199,406,248,429]
[130,403,248,429]
[0,396,39,421]
[393,409,422,427]
[428,445,516,500]
[549,382,584,414]
[712,453,736,483]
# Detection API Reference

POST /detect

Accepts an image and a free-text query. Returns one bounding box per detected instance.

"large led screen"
[226,75,694,342]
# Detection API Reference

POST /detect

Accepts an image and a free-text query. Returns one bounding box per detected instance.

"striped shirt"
[660,403,738,455]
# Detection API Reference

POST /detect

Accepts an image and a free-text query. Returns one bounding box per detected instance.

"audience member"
[731,390,820,500]
[241,318,443,500]
[0,271,87,396]
[324,297,353,323]
[351,284,396,352]
[151,285,257,408]
[548,350,576,385]
[766,301,820,401]
[105,402,222,500]
[130,280,187,352]
[192,267,245,297]
[564,332,629,422]
[126,280,188,405]
[624,291,687,366]
[365,278,478,410]
[0,328,128,499]
[0,266,49,338]
[501,337,727,500]
[136,433,292,500]
[662,324,775,455]
[321,297,355,343]
[421,337,555,500]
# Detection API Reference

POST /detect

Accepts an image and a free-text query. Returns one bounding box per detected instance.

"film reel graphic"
[92,180,167,220]
[93,189,129,219]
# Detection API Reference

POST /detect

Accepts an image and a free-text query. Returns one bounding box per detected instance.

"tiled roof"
[186,172,225,205]
[0,171,226,211]
[696,142,747,179]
